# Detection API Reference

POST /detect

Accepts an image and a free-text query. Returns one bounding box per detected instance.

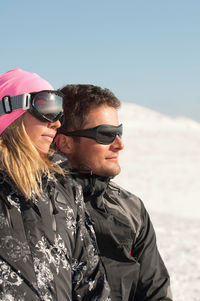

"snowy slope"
[115,102,200,301]
[116,102,200,219]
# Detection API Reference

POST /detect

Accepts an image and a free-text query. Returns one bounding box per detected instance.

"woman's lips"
[42,134,55,142]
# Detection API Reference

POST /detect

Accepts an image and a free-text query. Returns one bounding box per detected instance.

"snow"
[115,102,200,301]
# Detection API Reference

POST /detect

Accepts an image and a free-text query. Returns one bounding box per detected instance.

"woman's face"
[23,112,61,153]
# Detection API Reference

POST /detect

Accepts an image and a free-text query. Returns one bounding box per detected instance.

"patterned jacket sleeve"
[57,175,111,301]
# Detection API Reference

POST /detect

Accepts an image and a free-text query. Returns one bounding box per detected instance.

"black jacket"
[0,172,111,300]
[70,173,173,301]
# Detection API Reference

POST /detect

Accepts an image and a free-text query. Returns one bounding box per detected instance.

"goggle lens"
[30,91,63,122]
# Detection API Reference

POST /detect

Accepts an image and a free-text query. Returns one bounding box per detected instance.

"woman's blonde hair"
[0,115,63,199]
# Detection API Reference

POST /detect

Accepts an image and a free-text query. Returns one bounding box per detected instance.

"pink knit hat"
[0,68,53,134]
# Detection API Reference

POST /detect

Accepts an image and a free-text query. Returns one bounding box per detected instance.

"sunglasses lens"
[97,132,115,144]
[97,125,123,144]
[61,124,123,144]
[32,92,63,122]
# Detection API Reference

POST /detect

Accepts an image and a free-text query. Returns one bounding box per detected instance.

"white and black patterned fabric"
[0,171,111,301]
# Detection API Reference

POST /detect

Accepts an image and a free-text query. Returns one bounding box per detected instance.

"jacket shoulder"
[106,181,147,237]
[108,181,144,211]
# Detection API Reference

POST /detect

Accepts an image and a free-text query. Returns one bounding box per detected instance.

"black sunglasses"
[59,124,123,145]
[0,90,63,123]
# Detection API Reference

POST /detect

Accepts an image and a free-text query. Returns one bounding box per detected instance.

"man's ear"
[56,134,75,155]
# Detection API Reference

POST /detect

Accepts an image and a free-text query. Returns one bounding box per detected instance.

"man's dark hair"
[59,84,121,131]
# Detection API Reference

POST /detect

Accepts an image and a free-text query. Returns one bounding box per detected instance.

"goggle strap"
[0,93,31,116]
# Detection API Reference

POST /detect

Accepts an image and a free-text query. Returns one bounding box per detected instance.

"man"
[56,84,173,301]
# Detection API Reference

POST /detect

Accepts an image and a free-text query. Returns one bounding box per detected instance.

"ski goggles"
[0,90,63,122]
[60,124,123,145]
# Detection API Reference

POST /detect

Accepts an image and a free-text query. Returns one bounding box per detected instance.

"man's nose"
[110,135,124,150]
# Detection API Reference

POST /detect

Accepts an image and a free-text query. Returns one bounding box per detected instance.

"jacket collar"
[71,171,111,197]
[52,151,112,199]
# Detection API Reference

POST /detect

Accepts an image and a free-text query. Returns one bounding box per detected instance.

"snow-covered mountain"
[116,102,200,219]
[115,102,200,301]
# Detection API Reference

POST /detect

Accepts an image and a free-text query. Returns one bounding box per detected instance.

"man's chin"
[97,166,121,177]
[109,169,121,177]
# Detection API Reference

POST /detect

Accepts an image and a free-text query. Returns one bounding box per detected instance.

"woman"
[0,69,110,301]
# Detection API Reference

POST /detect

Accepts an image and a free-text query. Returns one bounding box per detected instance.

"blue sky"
[1,0,200,121]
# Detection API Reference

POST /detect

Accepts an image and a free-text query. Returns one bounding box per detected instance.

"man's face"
[64,105,124,177]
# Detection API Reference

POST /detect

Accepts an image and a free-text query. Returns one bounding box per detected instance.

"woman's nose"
[48,119,61,129]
